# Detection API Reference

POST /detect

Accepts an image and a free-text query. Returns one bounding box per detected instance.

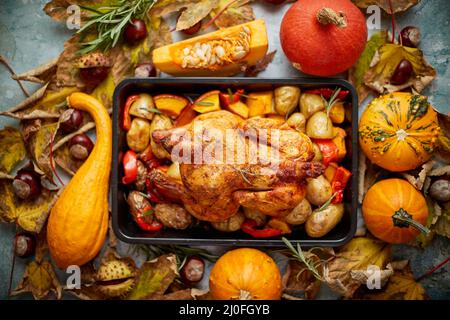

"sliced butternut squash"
[153,20,268,76]
[247,91,275,117]
[193,90,221,113]
[154,94,189,117]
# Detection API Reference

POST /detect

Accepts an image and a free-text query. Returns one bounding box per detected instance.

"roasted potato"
[274,86,301,116]
[211,211,245,232]
[328,101,345,124]
[127,191,153,225]
[305,204,344,238]
[306,111,334,139]
[284,198,312,225]
[129,93,155,120]
[312,143,323,162]
[300,93,325,119]
[243,207,267,226]
[306,175,333,206]
[154,203,193,230]
[150,114,172,159]
[167,161,181,181]
[286,112,306,133]
[135,160,147,191]
[126,118,151,152]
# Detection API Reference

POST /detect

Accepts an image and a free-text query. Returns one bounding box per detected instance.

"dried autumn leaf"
[358,152,382,204]
[44,0,121,23]
[12,58,58,84]
[177,0,220,31]
[401,160,435,191]
[352,0,420,14]
[0,179,60,233]
[243,50,276,77]
[56,36,85,88]
[324,237,391,298]
[1,84,49,115]
[436,115,450,162]
[283,259,321,300]
[349,31,387,105]
[364,44,436,95]
[361,263,426,300]
[26,121,59,180]
[126,254,178,300]
[11,260,62,300]
[0,127,26,173]
[54,144,84,176]
[210,0,255,29]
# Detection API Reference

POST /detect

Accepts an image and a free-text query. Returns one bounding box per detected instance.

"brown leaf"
[360,263,426,300]
[352,0,420,14]
[283,260,321,300]
[54,144,84,176]
[44,0,120,23]
[436,114,450,162]
[1,84,49,114]
[324,237,391,298]
[358,152,381,204]
[0,127,26,173]
[364,44,436,95]
[12,260,62,300]
[12,58,58,84]
[126,254,178,300]
[211,0,255,29]
[0,179,60,233]
[401,160,435,190]
[176,0,220,31]
[243,50,276,77]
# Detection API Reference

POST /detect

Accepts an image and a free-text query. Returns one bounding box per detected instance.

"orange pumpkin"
[359,92,440,172]
[362,179,429,244]
[280,0,367,76]
[209,248,282,300]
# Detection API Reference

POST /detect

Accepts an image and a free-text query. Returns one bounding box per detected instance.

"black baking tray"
[112,77,358,247]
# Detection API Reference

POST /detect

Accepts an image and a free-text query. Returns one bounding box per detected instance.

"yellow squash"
[47,93,111,269]
[153,20,268,76]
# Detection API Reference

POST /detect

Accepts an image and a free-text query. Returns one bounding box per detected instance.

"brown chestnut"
[124,19,148,45]
[14,232,36,258]
[180,256,205,284]
[69,133,94,160]
[399,26,421,48]
[79,66,109,87]
[13,170,41,200]
[181,21,202,36]
[429,179,450,202]
[60,109,83,133]
[134,63,157,77]
[391,59,413,85]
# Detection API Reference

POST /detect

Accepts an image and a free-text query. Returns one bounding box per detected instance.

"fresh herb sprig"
[282,237,324,281]
[324,87,341,116]
[77,0,156,54]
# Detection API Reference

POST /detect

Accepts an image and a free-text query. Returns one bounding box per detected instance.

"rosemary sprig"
[282,237,323,281]
[77,0,156,54]
[317,192,338,211]
[194,101,215,106]
[139,107,162,114]
[324,87,341,116]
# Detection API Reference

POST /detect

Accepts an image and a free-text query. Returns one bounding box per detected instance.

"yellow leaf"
[0,127,26,173]
[324,237,391,298]
[12,260,62,300]
[362,264,426,300]
[0,180,59,233]
[211,0,255,29]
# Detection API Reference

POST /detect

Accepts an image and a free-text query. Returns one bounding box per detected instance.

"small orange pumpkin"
[359,92,440,172]
[362,179,429,244]
[209,248,282,300]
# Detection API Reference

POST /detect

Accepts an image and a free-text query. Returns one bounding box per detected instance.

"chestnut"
[391,59,413,85]
[180,256,205,284]
[69,133,94,160]
[60,109,83,133]
[79,66,109,87]
[399,26,421,48]
[124,19,148,45]
[13,170,41,200]
[181,21,202,36]
[429,179,450,202]
[134,63,157,77]
[14,232,36,258]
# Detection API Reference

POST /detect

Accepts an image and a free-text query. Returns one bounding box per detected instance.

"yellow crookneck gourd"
[47,93,111,269]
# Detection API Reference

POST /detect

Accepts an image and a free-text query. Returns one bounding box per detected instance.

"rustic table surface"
[0,0,449,300]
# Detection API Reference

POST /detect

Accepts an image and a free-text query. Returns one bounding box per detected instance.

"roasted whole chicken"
[150,110,324,222]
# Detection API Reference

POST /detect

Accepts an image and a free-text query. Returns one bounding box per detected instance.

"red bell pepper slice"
[304,88,349,100]
[122,150,138,185]
[135,205,163,231]
[122,95,139,131]
[331,166,352,204]
[241,219,283,238]
[313,139,339,167]
[219,89,244,108]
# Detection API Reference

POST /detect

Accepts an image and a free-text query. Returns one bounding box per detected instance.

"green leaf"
[348,31,387,104]
[0,127,26,173]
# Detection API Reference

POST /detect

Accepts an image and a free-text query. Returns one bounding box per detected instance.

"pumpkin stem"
[238,289,252,300]
[392,208,430,235]
[316,8,347,28]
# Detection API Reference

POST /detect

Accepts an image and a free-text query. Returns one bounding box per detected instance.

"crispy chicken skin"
[151,111,324,222]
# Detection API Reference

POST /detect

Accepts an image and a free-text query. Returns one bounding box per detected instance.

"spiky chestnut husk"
[96,260,136,298]
[76,52,111,69]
